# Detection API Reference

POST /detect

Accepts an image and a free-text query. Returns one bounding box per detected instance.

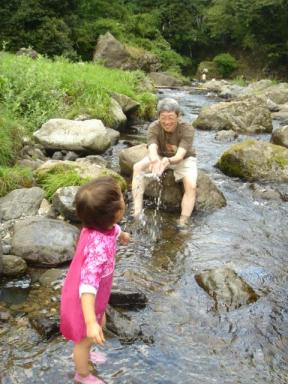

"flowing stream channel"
[1,88,287,384]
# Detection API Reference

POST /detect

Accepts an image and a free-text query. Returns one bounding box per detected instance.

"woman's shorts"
[170,156,197,183]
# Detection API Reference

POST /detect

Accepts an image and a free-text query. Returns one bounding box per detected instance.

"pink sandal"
[89,351,107,364]
[74,373,105,384]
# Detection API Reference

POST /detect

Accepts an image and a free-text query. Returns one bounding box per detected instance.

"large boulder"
[193,96,272,134]
[243,81,288,105]
[93,32,160,72]
[144,170,226,212]
[148,72,185,88]
[33,119,112,153]
[119,143,148,175]
[271,125,288,148]
[0,187,44,222]
[11,217,79,266]
[216,140,288,181]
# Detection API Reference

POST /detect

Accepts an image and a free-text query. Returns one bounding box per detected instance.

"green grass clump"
[35,166,92,201]
[35,164,127,200]
[0,166,34,197]
[0,110,24,166]
[0,52,156,134]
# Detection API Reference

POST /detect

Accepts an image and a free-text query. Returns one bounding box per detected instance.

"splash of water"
[129,172,164,243]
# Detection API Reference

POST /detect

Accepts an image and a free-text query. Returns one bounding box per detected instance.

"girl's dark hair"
[75,176,122,230]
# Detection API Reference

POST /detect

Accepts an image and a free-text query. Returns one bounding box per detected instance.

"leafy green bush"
[213,53,238,78]
[0,166,34,197]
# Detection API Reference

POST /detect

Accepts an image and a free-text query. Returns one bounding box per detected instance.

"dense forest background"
[0,0,287,77]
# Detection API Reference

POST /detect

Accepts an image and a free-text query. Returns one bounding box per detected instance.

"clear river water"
[1,88,287,384]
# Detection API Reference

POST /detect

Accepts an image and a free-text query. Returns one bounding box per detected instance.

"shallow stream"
[1,88,287,384]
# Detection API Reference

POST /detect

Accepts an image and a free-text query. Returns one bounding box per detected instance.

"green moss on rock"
[216,140,288,181]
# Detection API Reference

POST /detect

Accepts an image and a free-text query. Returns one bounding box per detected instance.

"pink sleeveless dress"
[60,224,120,343]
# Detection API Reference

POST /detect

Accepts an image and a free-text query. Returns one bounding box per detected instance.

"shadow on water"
[1,88,288,383]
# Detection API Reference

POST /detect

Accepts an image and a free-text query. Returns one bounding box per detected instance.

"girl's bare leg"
[74,337,93,377]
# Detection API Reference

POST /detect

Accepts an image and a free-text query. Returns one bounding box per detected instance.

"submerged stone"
[195,268,259,312]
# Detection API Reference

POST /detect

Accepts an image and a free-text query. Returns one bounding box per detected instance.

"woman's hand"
[158,157,170,175]
[86,320,105,345]
[149,158,161,176]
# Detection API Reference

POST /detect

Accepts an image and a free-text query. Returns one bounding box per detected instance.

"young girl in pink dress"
[60,176,130,384]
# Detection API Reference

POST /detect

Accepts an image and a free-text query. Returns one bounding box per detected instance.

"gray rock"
[76,155,108,168]
[93,32,160,72]
[39,269,65,287]
[52,186,79,222]
[16,158,44,170]
[0,187,44,222]
[11,217,79,266]
[219,84,245,99]
[215,130,239,142]
[111,92,140,115]
[29,316,60,340]
[119,143,147,175]
[106,128,120,145]
[195,268,259,312]
[52,151,64,160]
[2,255,27,276]
[19,144,47,161]
[110,287,147,309]
[148,72,185,88]
[145,170,226,212]
[271,125,288,148]
[34,118,111,153]
[106,305,153,344]
[109,98,127,131]
[63,151,79,161]
[266,98,280,112]
[193,96,272,134]
[249,183,282,201]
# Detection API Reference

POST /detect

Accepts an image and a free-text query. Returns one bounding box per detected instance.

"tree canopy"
[0,0,287,75]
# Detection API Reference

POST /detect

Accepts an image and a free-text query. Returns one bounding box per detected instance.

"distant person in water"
[132,97,197,230]
[60,177,130,384]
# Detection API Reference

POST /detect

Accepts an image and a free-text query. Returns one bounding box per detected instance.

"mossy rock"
[35,160,127,200]
[216,140,288,181]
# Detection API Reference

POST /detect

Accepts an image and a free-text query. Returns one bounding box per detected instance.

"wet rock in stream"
[106,305,154,345]
[29,316,60,340]
[195,268,260,312]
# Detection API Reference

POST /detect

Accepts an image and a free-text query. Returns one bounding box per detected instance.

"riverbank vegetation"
[0,0,287,78]
[0,52,155,164]
[0,51,155,196]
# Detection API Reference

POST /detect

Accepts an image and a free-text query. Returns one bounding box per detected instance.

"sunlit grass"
[0,166,34,197]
